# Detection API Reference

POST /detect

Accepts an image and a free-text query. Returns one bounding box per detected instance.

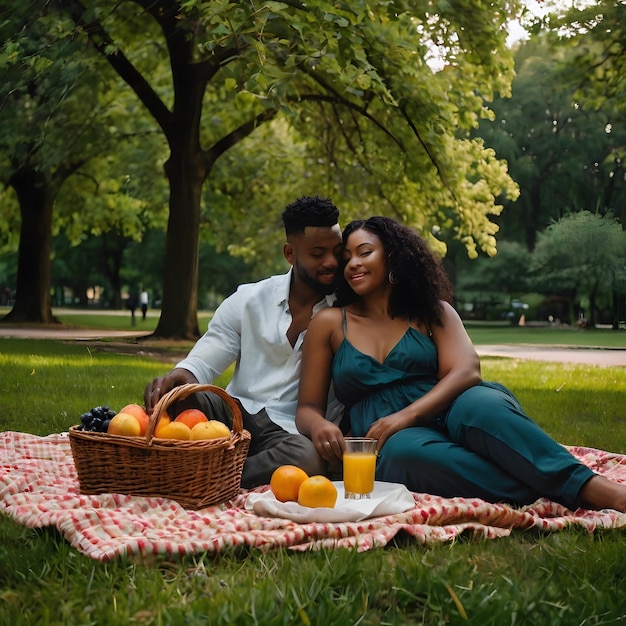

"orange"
[154,412,171,437]
[190,420,231,440]
[270,465,309,503]
[175,408,209,429]
[119,403,149,436]
[107,412,141,437]
[155,421,191,440]
[297,475,338,508]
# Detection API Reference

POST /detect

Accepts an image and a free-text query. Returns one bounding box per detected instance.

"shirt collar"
[277,268,337,309]
[277,270,292,306]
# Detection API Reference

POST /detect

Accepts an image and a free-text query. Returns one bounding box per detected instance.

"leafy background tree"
[456,10,626,328]
[535,0,626,115]
[0,2,166,322]
[2,0,625,334]
[0,4,101,323]
[473,36,626,250]
[51,0,519,338]
[530,212,626,328]
[455,240,532,321]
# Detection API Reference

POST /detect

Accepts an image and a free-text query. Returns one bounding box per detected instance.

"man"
[140,290,149,320]
[144,196,344,488]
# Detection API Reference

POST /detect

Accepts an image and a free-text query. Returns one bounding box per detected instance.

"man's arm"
[176,293,243,384]
[144,292,243,412]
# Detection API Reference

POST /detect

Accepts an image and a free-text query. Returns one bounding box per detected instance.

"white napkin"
[246,481,415,523]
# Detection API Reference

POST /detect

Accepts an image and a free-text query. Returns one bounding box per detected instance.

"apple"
[107,412,141,437]
[190,420,231,440]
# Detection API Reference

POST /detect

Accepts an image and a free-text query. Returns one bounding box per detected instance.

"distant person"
[144,196,345,488]
[140,290,149,320]
[296,216,626,513]
[127,293,138,326]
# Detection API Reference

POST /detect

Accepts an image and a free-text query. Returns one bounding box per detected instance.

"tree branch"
[133,0,240,84]
[293,93,404,150]
[55,0,173,133]
[398,105,449,186]
[205,108,278,166]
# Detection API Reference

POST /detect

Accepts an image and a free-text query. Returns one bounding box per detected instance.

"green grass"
[0,307,215,334]
[2,522,625,625]
[465,323,626,348]
[1,338,626,624]
[3,306,625,347]
[480,360,626,453]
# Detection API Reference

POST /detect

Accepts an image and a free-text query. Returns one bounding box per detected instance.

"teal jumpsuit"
[332,310,595,509]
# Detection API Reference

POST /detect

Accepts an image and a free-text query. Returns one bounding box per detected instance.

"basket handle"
[146,383,243,442]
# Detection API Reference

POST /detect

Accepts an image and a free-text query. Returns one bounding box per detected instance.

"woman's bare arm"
[296,309,345,462]
[366,301,481,448]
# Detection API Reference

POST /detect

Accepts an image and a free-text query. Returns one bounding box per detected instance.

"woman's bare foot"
[578,475,626,512]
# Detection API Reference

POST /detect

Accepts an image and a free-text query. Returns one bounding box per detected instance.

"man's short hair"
[282,196,340,236]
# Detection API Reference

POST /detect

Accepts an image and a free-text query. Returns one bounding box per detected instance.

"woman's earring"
[388,271,397,284]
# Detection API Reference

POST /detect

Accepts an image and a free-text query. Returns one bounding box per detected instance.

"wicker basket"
[69,384,251,509]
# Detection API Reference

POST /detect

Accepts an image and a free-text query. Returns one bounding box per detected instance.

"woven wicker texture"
[69,384,251,509]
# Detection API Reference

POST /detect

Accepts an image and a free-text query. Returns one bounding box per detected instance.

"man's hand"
[144,368,199,413]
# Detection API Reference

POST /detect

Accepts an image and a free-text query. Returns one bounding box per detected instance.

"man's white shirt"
[176,270,342,434]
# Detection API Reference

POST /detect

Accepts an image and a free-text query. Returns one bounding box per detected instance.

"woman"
[296,216,626,512]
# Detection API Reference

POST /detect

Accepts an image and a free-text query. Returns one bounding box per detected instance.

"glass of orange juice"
[343,437,378,499]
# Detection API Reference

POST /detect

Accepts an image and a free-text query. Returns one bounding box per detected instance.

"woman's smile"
[348,271,366,283]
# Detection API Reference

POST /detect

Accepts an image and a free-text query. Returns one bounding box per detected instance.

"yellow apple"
[107,412,141,437]
[155,421,191,440]
[190,420,231,440]
[118,403,149,436]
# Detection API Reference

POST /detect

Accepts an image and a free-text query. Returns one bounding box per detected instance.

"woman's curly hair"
[335,216,453,327]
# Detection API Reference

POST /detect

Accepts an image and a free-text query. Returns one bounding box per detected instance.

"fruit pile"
[154,408,231,441]
[76,403,232,441]
[78,405,117,432]
[270,465,337,508]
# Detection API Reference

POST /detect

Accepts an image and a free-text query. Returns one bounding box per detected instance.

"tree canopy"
[48,0,520,338]
[473,35,626,250]
[531,211,626,327]
[0,2,166,322]
[535,0,626,114]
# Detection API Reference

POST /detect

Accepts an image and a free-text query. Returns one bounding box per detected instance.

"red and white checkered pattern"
[1,431,625,562]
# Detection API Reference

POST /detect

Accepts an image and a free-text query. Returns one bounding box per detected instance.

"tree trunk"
[611,289,622,330]
[153,145,207,340]
[588,281,598,329]
[100,232,127,309]
[1,168,58,325]
[525,184,542,252]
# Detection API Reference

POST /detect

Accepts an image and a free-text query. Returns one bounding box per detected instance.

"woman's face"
[342,228,389,296]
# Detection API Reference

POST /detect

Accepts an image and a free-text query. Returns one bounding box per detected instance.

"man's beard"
[295,261,336,295]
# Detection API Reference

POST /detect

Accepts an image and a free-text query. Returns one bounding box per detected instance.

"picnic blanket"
[1,431,625,562]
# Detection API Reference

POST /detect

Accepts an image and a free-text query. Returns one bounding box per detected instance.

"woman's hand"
[310,421,345,463]
[365,411,416,451]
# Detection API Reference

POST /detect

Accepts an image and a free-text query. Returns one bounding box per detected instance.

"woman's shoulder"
[308,306,344,337]
[440,300,459,316]
[313,305,343,324]
[430,300,460,322]
[429,300,464,334]
[304,307,344,350]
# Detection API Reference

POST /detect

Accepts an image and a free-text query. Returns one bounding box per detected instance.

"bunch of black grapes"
[78,405,117,432]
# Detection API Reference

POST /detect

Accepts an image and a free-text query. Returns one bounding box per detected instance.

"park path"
[0,325,624,367]
[475,344,626,368]
[0,327,153,340]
